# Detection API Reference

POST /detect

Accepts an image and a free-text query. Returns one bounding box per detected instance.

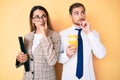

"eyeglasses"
[32,14,47,21]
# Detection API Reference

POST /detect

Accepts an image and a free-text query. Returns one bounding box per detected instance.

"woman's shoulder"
[24,31,34,39]
[48,29,60,39]
[48,29,59,36]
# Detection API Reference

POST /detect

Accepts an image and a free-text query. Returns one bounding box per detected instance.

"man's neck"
[73,24,81,28]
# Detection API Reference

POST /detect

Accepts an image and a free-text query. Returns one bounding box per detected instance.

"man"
[59,2,106,80]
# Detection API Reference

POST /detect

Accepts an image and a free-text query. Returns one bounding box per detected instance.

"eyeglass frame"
[32,14,47,21]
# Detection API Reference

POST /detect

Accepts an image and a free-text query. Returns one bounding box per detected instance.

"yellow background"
[0,0,120,80]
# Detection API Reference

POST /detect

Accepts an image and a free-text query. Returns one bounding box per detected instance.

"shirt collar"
[71,24,82,30]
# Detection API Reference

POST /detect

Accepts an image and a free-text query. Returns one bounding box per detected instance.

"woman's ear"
[32,19,35,24]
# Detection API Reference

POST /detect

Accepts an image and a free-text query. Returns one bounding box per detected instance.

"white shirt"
[59,25,106,80]
[32,34,42,54]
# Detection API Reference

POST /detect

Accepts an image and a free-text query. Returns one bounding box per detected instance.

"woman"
[16,5,60,80]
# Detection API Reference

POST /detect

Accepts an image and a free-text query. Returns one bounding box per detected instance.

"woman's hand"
[16,52,29,64]
[40,22,48,37]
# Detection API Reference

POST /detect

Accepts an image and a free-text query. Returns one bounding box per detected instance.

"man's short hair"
[69,3,86,15]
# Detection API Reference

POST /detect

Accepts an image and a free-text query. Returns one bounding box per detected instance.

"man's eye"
[75,12,79,15]
[81,11,85,14]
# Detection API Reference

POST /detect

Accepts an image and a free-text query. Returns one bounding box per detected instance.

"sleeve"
[40,33,60,66]
[87,31,106,59]
[58,31,70,64]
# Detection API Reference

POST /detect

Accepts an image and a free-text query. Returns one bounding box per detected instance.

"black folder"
[16,36,30,72]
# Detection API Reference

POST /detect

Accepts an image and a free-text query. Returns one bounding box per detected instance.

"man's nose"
[79,13,84,18]
[79,14,85,20]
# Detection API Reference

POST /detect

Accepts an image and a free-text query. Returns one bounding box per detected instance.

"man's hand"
[66,45,77,58]
[80,21,91,34]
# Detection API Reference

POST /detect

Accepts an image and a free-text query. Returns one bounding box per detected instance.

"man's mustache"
[79,18,85,21]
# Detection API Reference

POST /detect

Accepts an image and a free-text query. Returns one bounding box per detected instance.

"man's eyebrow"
[74,11,79,13]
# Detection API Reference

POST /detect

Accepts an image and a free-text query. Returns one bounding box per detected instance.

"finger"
[69,47,77,51]
[68,44,74,48]
[16,55,20,61]
[21,54,27,59]
[81,22,86,27]
[19,52,24,55]
[45,22,48,29]
[22,56,29,63]
[21,56,27,63]
[68,47,76,53]
[20,54,25,60]
[22,58,27,63]
[69,48,76,53]
[69,51,76,55]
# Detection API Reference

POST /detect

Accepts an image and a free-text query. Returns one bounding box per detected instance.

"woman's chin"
[36,24,45,27]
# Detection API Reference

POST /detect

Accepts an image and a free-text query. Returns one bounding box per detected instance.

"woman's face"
[32,9,47,29]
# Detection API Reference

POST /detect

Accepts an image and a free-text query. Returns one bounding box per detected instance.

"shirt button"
[31,58,33,61]
[31,72,34,74]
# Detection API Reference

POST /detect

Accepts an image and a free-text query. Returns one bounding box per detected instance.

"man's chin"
[74,23,80,26]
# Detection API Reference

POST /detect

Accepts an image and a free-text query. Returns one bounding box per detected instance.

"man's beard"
[73,21,81,26]
[73,18,85,26]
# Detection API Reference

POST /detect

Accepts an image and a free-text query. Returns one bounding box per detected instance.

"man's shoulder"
[60,27,72,35]
[91,30,99,36]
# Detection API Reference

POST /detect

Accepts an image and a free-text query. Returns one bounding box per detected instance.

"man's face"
[70,7,86,27]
